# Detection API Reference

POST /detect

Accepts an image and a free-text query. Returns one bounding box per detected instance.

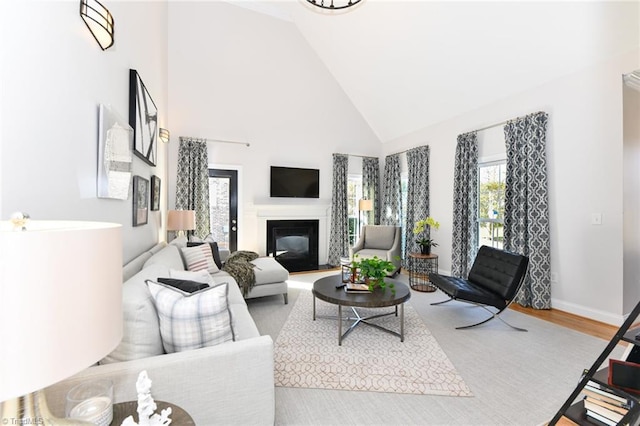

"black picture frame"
[129,69,158,166]
[132,175,149,226]
[151,175,161,211]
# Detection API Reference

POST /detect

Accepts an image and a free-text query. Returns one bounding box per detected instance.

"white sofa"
[45,241,275,425]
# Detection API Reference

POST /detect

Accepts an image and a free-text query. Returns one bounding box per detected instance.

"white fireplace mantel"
[253,200,331,263]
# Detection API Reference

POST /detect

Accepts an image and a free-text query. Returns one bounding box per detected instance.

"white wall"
[383,49,640,325]
[167,1,380,258]
[0,1,168,263]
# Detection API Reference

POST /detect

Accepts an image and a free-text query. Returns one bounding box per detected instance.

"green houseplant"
[354,255,396,294]
[413,216,440,255]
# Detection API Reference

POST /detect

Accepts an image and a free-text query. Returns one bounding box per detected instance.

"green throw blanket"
[223,250,259,296]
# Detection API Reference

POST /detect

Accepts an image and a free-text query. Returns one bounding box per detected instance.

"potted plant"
[356,255,396,294]
[413,216,440,255]
[348,257,361,283]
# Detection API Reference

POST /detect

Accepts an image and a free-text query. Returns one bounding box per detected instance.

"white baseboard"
[551,298,625,327]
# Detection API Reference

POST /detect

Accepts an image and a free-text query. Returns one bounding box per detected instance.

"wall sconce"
[159,128,170,144]
[79,0,114,50]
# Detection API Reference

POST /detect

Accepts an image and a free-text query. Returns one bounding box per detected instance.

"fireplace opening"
[267,219,319,272]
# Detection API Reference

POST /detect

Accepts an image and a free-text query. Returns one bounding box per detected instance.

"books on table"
[344,283,370,293]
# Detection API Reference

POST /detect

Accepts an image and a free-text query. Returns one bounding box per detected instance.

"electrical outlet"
[550,272,558,283]
[591,213,602,225]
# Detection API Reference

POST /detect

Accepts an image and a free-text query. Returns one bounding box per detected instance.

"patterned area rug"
[274,290,473,397]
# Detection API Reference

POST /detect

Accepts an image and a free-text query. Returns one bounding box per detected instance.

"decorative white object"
[121,371,172,426]
[9,211,30,230]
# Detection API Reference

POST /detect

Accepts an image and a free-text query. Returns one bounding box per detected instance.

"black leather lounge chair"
[428,245,529,331]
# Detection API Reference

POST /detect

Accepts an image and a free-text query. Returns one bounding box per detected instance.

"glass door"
[208,169,238,252]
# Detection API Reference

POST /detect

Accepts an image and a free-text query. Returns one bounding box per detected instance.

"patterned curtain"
[504,112,551,309]
[381,154,401,226]
[175,137,210,238]
[451,132,479,278]
[362,157,380,225]
[405,146,430,263]
[327,154,349,266]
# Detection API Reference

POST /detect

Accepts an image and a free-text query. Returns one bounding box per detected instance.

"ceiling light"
[79,0,114,50]
[305,0,362,10]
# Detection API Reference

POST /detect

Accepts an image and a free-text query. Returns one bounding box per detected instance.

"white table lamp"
[0,220,123,424]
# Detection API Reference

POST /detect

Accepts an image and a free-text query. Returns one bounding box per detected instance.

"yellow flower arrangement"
[413,216,440,248]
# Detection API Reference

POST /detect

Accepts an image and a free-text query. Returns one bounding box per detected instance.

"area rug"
[274,289,473,397]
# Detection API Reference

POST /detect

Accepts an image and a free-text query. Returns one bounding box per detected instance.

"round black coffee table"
[312,274,411,345]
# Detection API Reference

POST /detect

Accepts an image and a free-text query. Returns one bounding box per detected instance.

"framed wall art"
[97,104,133,200]
[151,175,161,211]
[132,175,149,226]
[129,69,158,166]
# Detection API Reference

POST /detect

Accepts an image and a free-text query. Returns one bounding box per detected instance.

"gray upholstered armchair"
[349,225,402,276]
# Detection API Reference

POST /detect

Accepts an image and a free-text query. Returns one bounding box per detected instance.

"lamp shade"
[167,210,196,231]
[359,199,373,212]
[0,221,122,402]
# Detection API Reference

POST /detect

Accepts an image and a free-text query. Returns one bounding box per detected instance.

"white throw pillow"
[169,268,213,284]
[146,280,234,353]
[169,235,188,248]
[181,244,219,274]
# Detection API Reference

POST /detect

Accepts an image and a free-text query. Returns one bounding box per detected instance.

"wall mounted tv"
[270,166,320,198]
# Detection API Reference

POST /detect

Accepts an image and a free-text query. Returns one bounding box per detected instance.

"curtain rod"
[387,144,430,158]
[471,111,545,133]
[335,153,378,159]
[183,136,250,147]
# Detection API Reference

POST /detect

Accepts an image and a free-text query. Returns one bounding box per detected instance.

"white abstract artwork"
[98,104,133,200]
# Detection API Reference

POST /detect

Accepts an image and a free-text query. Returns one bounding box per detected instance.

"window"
[478,161,506,249]
[347,175,363,246]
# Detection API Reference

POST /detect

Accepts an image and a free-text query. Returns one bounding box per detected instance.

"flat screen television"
[270,166,319,198]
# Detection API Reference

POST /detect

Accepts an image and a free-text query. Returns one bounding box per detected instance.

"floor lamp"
[0,220,122,424]
[358,199,373,234]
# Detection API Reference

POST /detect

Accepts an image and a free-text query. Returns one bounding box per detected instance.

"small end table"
[408,252,438,292]
[110,400,195,425]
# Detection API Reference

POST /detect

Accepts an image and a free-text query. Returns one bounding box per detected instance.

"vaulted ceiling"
[227,0,639,143]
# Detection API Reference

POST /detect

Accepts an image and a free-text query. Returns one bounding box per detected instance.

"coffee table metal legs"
[338,305,343,344]
[337,303,405,346]
[314,294,406,345]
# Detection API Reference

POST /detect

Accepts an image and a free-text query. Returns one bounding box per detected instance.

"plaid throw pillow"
[181,244,219,274]
[146,280,234,353]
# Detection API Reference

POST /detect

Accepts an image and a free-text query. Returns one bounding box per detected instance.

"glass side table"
[408,252,438,292]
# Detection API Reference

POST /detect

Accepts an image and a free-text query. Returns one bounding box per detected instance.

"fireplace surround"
[266,219,319,272]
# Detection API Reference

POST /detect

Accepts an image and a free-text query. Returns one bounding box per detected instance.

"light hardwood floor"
[509,304,618,341]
